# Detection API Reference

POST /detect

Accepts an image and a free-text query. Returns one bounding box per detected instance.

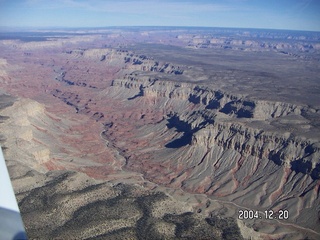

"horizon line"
[1,25,320,33]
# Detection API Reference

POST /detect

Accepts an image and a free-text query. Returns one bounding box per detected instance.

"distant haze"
[0,0,320,32]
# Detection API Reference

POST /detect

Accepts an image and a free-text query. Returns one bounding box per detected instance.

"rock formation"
[0,27,319,239]
[106,71,320,232]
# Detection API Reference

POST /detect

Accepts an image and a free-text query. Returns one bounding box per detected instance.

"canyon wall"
[107,71,320,232]
[48,47,319,232]
[1,30,319,238]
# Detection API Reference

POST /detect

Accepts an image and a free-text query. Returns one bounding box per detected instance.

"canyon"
[0,27,319,239]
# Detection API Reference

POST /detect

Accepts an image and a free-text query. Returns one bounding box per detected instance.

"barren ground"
[0,27,319,239]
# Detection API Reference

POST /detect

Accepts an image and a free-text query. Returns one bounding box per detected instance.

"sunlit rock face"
[0,28,320,239]
[107,72,320,231]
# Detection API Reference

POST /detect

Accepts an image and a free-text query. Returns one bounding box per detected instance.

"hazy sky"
[0,0,319,31]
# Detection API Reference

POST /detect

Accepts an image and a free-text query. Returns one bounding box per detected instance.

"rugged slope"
[0,96,245,239]
[106,74,320,232]
[1,29,320,239]
[45,46,320,234]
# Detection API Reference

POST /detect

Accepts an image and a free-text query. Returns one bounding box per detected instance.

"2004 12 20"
[238,209,289,220]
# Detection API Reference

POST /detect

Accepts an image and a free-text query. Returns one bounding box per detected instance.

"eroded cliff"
[1,29,320,239]
[38,45,320,234]
[106,71,320,232]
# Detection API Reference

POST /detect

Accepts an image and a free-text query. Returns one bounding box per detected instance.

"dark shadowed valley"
[0,27,320,239]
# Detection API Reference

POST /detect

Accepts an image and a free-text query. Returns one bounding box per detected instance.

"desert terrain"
[0,27,319,239]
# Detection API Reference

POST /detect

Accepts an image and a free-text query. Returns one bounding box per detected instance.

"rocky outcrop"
[2,29,319,238]
[20,41,318,232]
[112,74,320,177]
[191,121,320,178]
[0,96,244,240]
[66,48,184,74]
[108,73,320,232]
[112,75,309,120]
[0,99,50,167]
[177,31,320,61]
